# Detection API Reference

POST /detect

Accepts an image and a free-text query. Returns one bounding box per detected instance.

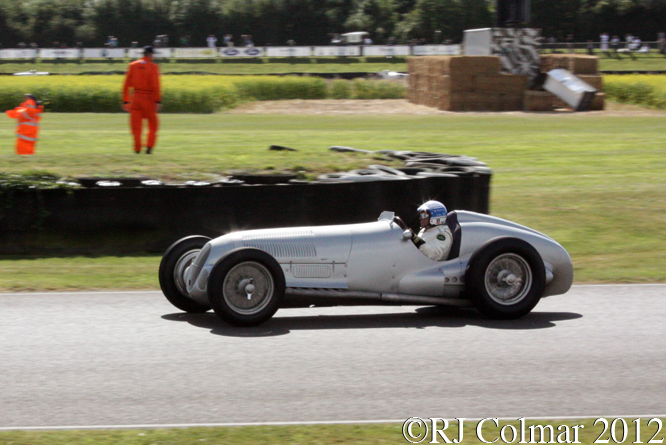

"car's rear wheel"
[159,235,211,313]
[466,238,546,319]
[208,248,285,327]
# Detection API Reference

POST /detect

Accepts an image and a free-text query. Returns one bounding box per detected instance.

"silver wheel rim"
[484,253,532,305]
[223,261,274,315]
[174,249,200,295]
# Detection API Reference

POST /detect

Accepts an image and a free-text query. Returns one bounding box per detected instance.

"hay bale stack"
[407,54,603,112]
[407,56,527,111]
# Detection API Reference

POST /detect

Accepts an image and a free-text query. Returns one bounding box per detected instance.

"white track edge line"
[3,415,666,431]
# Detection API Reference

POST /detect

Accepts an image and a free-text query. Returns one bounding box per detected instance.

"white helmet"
[417,200,448,227]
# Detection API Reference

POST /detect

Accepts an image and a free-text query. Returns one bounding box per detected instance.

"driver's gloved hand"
[411,233,425,248]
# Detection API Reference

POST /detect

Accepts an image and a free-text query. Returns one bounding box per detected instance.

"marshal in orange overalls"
[5,94,44,155]
[122,47,161,154]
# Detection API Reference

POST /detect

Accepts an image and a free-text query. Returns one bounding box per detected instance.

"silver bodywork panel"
[184,210,573,308]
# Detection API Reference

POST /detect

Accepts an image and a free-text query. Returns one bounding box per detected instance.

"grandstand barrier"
[0,45,462,61]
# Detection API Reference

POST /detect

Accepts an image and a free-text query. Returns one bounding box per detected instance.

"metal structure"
[543,69,597,111]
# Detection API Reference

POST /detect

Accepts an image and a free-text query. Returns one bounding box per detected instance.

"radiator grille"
[293,265,332,279]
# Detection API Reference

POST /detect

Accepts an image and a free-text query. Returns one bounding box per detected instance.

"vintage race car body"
[159,210,573,326]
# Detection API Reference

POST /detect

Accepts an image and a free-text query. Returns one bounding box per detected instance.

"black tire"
[466,237,546,319]
[159,235,212,313]
[208,248,285,327]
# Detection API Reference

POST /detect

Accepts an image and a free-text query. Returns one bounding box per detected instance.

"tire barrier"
[0,151,491,255]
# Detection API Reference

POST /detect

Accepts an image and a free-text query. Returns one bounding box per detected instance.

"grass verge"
[1,417,665,444]
[0,59,407,75]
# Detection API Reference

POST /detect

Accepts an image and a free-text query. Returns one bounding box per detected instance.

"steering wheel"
[393,216,409,231]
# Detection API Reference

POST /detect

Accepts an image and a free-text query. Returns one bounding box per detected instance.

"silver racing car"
[159,210,573,326]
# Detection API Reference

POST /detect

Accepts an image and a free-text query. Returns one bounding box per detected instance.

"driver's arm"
[413,226,453,262]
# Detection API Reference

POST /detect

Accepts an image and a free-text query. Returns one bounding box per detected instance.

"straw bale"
[439,92,464,111]
[570,56,598,75]
[475,74,528,95]
[498,94,524,111]
[442,75,475,93]
[431,56,500,76]
[457,56,501,75]
[577,75,603,90]
[427,57,445,76]
[589,92,605,110]
[553,97,570,110]
[540,54,569,72]
[452,93,499,112]
[523,91,554,112]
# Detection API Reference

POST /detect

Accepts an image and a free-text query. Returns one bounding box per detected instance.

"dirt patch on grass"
[226,99,666,116]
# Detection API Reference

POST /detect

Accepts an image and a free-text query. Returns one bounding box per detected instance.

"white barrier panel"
[362,45,410,56]
[0,49,37,59]
[313,46,361,56]
[173,48,219,58]
[127,48,172,58]
[266,46,312,57]
[412,44,462,55]
[1,45,463,60]
[219,47,264,57]
[82,48,126,58]
[39,49,81,59]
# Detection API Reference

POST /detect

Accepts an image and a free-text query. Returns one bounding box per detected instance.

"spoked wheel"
[158,235,212,313]
[466,238,546,319]
[484,253,533,305]
[208,248,285,327]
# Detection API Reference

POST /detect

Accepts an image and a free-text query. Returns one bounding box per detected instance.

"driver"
[395,200,452,261]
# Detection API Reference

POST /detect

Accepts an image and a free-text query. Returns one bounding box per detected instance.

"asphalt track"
[1,284,664,430]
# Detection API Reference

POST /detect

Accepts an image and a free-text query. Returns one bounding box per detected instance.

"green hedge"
[351,79,406,99]
[604,82,666,109]
[233,77,328,100]
[0,76,406,113]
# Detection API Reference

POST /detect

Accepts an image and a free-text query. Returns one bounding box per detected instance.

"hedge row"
[0,76,406,113]
[604,75,666,110]
[604,82,666,109]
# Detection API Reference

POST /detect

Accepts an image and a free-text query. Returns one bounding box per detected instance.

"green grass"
[0,256,160,291]
[0,52,664,76]
[1,110,665,289]
[598,53,666,71]
[1,418,664,444]
[0,59,407,75]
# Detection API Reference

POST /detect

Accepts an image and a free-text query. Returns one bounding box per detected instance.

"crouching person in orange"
[5,94,44,155]
[122,46,161,154]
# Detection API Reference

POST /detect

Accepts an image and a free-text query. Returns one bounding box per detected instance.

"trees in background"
[0,0,663,48]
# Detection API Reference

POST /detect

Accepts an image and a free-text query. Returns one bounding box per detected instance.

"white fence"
[0,45,462,60]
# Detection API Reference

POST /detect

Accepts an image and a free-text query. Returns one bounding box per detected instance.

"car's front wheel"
[159,235,212,313]
[466,238,546,319]
[208,248,285,327]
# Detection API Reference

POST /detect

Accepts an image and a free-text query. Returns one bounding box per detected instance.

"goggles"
[419,211,430,220]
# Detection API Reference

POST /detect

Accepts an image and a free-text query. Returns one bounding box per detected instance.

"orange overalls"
[5,98,44,155]
[122,56,161,153]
